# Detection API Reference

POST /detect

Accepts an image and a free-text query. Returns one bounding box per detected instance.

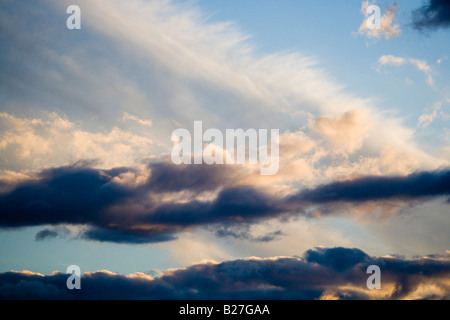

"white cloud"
[0,112,153,170]
[437,55,447,65]
[418,105,440,128]
[418,100,450,128]
[310,109,371,154]
[409,59,434,86]
[377,55,434,86]
[122,112,153,127]
[377,55,406,67]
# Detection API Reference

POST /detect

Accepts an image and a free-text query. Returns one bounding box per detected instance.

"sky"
[0,0,449,300]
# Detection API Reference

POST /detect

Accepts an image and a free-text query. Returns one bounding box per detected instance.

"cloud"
[437,55,448,64]
[35,227,69,241]
[409,59,434,86]
[146,161,238,193]
[82,227,177,244]
[0,162,283,243]
[1,0,429,152]
[0,247,449,299]
[0,163,132,227]
[304,247,369,271]
[418,100,450,129]
[357,1,401,40]
[35,229,59,241]
[0,112,153,171]
[418,103,440,128]
[0,0,447,248]
[291,169,450,204]
[377,55,406,67]
[310,109,370,153]
[121,112,152,127]
[0,0,445,186]
[412,0,450,31]
[215,225,285,242]
[377,55,434,86]
[0,161,449,244]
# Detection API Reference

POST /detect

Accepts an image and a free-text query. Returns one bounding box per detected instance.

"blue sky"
[198,0,450,149]
[0,0,450,299]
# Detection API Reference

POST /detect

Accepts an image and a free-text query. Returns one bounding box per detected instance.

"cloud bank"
[1,247,449,300]
[0,162,449,244]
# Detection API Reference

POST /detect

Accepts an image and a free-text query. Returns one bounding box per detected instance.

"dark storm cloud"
[141,186,281,226]
[82,227,178,244]
[1,247,449,300]
[0,162,449,244]
[412,0,450,30]
[291,170,450,204]
[0,162,281,244]
[304,247,369,271]
[0,163,131,228]
[147,162,235,193]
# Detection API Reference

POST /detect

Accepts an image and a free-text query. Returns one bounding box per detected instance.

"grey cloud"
[0,247,449,300]
[412,0,450,31]
[291,169,450,204]
[35,227,69,241]
[0,162,280,244]
[215,226,285,242]
[1,162,449,244]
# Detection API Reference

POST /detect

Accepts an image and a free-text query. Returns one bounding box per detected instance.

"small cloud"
[410,59,434,86]
[35,229,59,241]
[437,55,448,65]
[418,107,440,128]
[377,55,434,86]
[377,55,406,68]
[357,1,401,40]
[122,112,152,127]
[215,226,285,242]
[310,109,371,154]
[252,230,285,242]
[376,55,406,73]
[35,227,70,241]
[418,100,450,128]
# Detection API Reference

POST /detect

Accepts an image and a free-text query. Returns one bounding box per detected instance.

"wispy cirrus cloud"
[121,112,153,128]
[376,55,435,86]
[1,0,445,184]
